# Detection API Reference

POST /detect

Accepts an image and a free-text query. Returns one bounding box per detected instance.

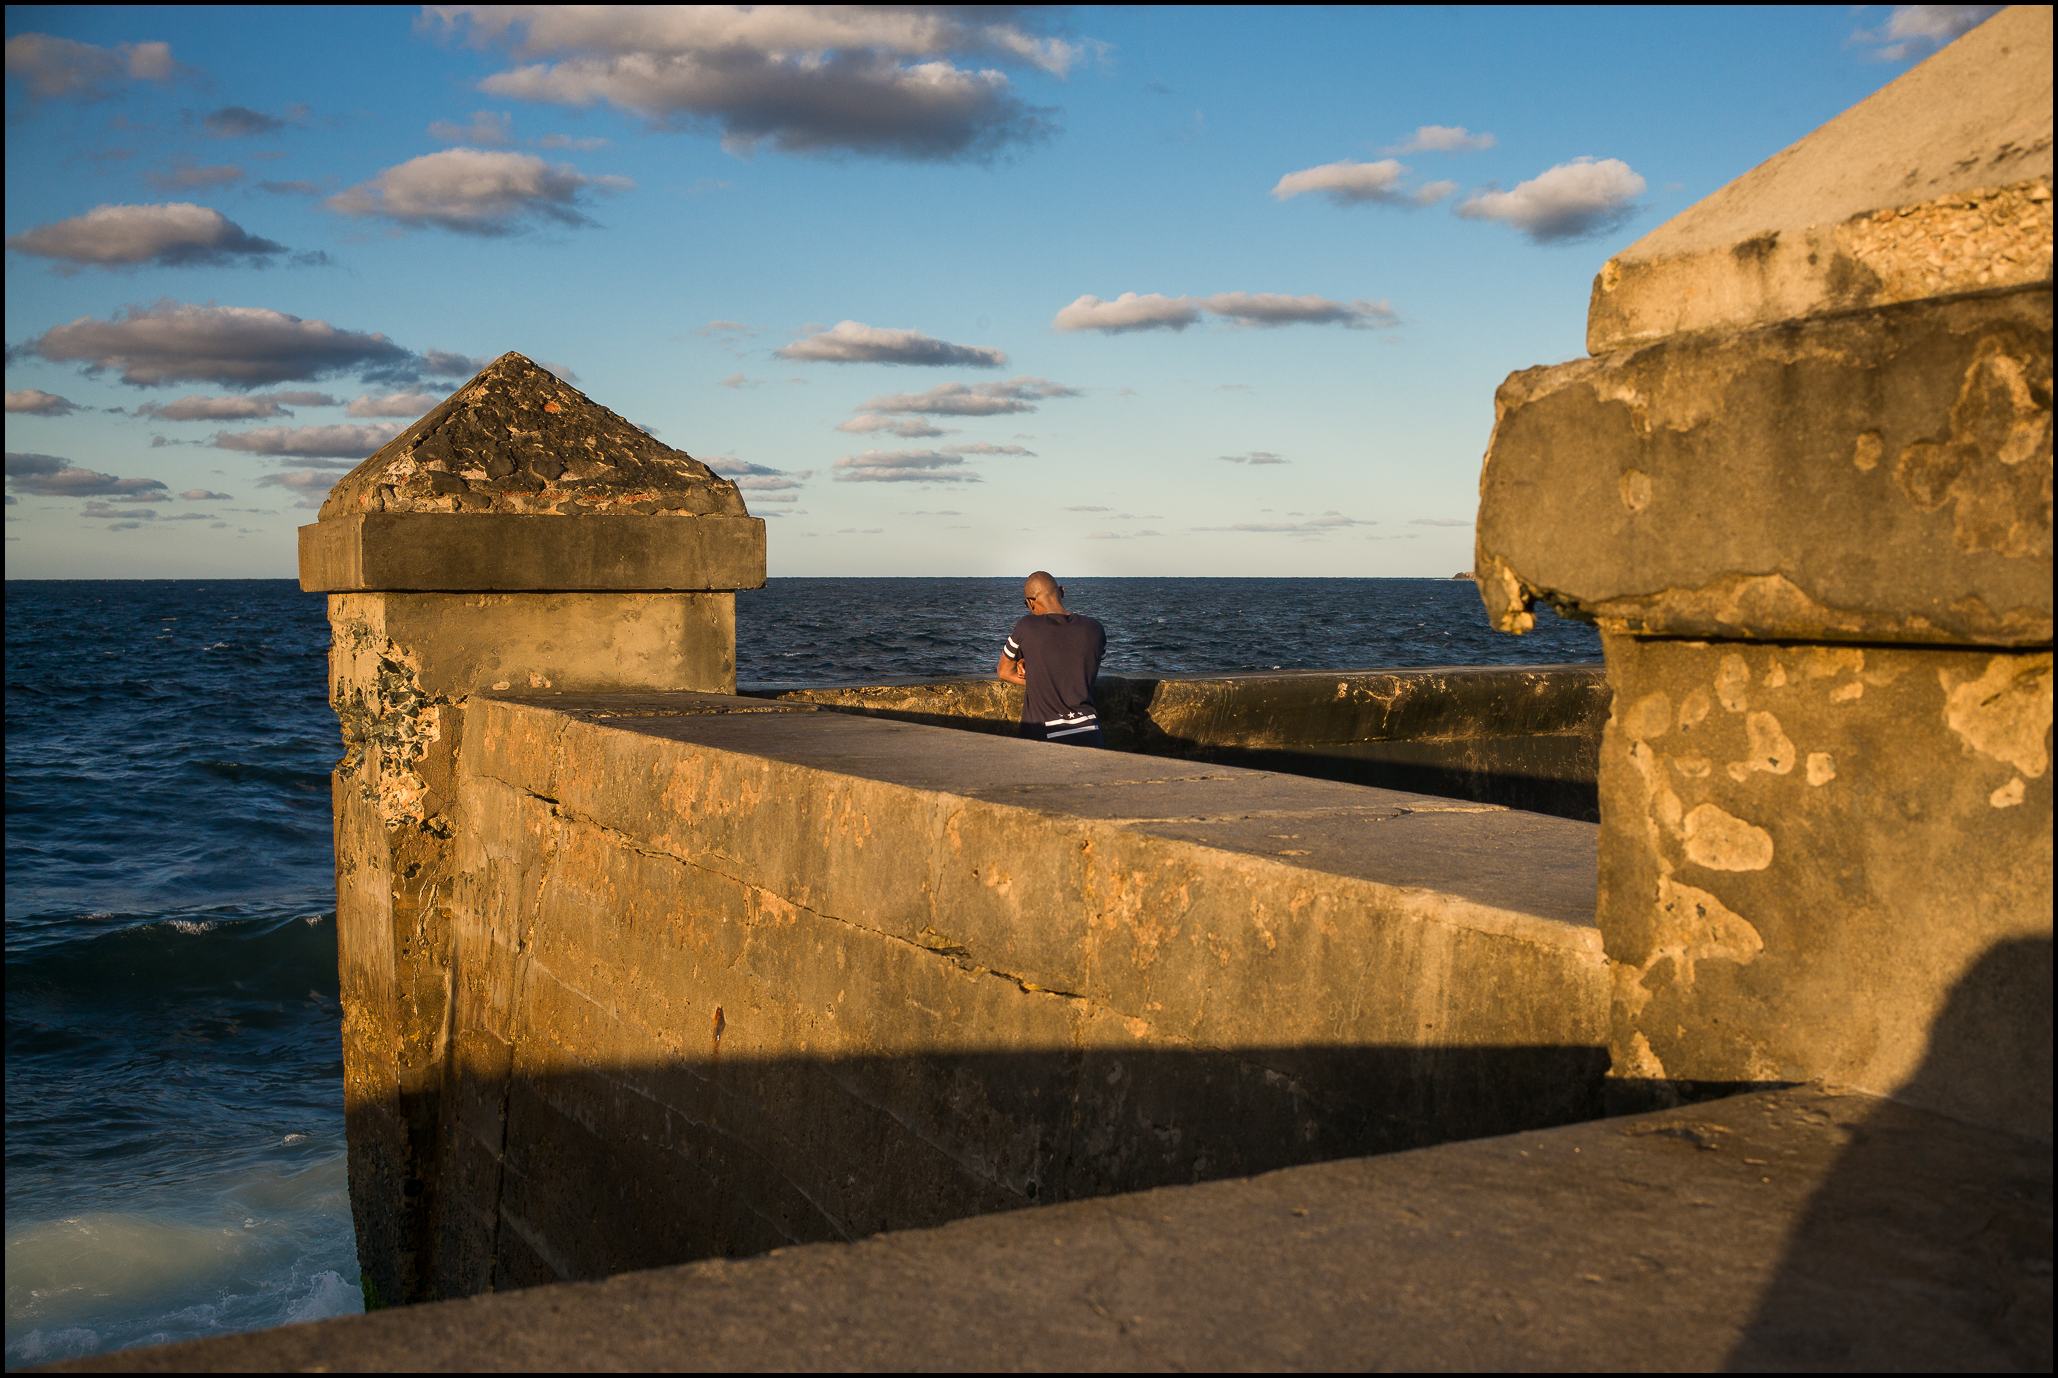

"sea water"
[2,578,1599,1365]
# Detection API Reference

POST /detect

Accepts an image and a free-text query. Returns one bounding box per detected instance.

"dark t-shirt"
[1003,613,1106,738]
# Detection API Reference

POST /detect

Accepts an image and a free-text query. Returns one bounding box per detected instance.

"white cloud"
[1055,292,1395,333]
[1414,180,1457,206]
[861,377,1078,416]
[1457,157,1645,243]
[3,34,175,100]
[6,451,170,499]
[4,389,80,416]
[1218,452,1289,465]
[6,203,286,270]
[537,132,608,150]
[210,423,400,458]
[706,458,810,493]
[180,489,233,501]
[1270,158,1410,204]
[775,320,1005,367]
[24,302,417,388]
[139,394,293,421]
[202,105,295,137]
[1196,512,1373,536]
[429,110,514,145]
[427,5,1090,161]
[1410,516,1473,527]
[836,414,947,437]
[328,149,631,235]
[257,468,340,508]
[345,390,442,418]
[1854,5,2001,60]
[833,449,981,483]
[146,161,244,191]
[1383,125,1496,154]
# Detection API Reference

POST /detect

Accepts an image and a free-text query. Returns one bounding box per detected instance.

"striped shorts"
[1023,710,1103,746]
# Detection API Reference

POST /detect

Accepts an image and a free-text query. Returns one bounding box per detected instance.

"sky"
[1,4,2002,579]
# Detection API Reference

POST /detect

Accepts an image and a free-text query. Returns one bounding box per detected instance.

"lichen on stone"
[318,352,750,520]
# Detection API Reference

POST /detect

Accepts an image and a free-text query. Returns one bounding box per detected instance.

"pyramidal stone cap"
[300,352,765,593]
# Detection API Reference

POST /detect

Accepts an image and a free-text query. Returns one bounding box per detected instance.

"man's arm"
[997,629,1027,684]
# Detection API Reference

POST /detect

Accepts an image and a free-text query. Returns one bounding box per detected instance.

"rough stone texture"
[319,353,749,520]
[406,694,1607,1297]
[324,595,738,1309]
[762,665,1611,819]
[1479,286,2053,646]
[300,513,765,592]
[1588,6,2052,352]
[1597,635,2053,1137]
[60,1087,2052,1373]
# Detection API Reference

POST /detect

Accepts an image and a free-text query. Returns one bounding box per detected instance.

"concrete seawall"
[760,663,1609,820]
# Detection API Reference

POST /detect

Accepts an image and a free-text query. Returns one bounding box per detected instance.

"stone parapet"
[762,664,1610,818]
[1586,6,2050,352]
[1480,286,2052,646]
[1477,6,2053,1136]
[418,693,1607,1295]
[301,513,764,592]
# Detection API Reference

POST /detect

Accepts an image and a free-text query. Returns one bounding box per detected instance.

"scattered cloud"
[952,441,1033,456]
[429,109,514,145]
[1414,179,1458,206]
[719,372,759,389]
[202,104,299,137]
[258,179,325,197]
[1055,291,1395,333]
[4,389,80,416]
[1085,529,1161,539]
[903,508,962,516]
[837,413,948,437]
[707,458,811,493]
[3,33,176,101]
[139,393,296,421]
[1195,512,1372,536]
[209,423,399,458]
[345,389,441,418]
[180,488,233,501]
[775,320,1005,368]
[6,451,171,500]
[833,449,981,483]
[1409,516,1473,527]
[147,160,245,191]
[1457,156,1645,243]
[700,319,755,336]
[1271,158,1411,205]
[419,350,486,378]
[428,6,1088,162]
[537,132,608,150]
[1064,505,1110,512]
[7,203,288,271]
[860,376,1078,417]
[836,527,884,535]
[1853,5,2000,60]
[1218,451,1289,465]
[257,468,339,507]
[1383,124,1496,154]
[23,301,417,388]
[328,149,631,235]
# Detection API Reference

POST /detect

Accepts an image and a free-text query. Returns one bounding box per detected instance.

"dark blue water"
[2,578,1598,1365]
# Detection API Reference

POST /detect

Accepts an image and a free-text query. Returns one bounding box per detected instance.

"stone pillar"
[299,354,765,1305]
[1476,8,2051,1138]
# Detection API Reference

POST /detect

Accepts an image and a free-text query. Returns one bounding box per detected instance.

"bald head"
[1022,570,1065,614]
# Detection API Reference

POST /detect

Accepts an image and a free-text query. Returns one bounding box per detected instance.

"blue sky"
[2,5,1995,578]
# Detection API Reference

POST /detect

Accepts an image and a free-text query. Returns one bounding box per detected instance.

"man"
[996,571,1107,745]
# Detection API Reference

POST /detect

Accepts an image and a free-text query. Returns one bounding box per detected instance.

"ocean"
[2,577,1600,1366]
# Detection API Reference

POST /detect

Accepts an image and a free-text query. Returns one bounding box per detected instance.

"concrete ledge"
[1587,6,2051,351]
[400,695,1610,1294]
[1479,286,2053,646]
[759,665,1610,820]
[62,1087,2051,1372]
[298,513,767,592]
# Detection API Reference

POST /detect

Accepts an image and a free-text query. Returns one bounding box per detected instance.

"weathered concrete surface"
[319,353,749,519]
[1588,6,2052,352]
[1598,635,2054,1137]
[409,693,1607,1296]
[301,513,765,592]
[325,596,739,1309]
[763,664,1610,820]
[1479,286,2054,646]
[61,1086,2052,1372]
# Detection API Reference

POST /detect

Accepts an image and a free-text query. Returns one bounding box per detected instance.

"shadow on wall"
[356,1041,1628,1304]
[1730,935,2054,1371]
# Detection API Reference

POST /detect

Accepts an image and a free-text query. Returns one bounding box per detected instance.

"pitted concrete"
[57,1087,2051,1372]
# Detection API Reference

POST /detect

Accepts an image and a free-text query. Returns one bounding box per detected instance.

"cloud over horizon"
[1456,156,1645,242]
[1270,158,1452,206]
[7,203,290,271]
[1055,291,1397,333]
[427,5,1088,162]
[860,377,1078,417]
[1382,124,1496,154]
[209,423,400,458]
[328,149,631,235]
[833,448,982,483]
[776,321,1006,368]
[22,302,418,388]
[6,450,171,500]
[4,389,81,416]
